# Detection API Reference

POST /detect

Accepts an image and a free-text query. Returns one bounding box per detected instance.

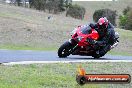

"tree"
[119,15,127,28]
[123,6,131,15]
[125,10,132,30]
[29,0,68,14]
[16,0,21,6]
[66,4,85,20]
[64,0,72,10]
[29,0,33,8]
[46,0,59,14]
[58,0,65,12]
[119,6,132,30]
[93,9,117,26]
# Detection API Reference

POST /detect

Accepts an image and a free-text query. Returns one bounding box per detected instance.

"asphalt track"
[0,50,132,63]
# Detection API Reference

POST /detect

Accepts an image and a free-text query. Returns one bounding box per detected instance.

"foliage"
[119,6,132,30]
[66,4,86,20]
[29,0,71,14]
[9,0,72,14]
[125,10,132,30]
[119,15,127,28]
[123,6,131,15]
[93,9,117,26]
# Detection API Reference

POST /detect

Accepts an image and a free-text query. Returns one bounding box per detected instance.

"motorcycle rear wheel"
[92,55,100,59]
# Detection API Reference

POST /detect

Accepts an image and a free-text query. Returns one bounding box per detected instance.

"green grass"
[0,44,57,51]
[0,63,105,88]
[108,51,132,56]
[0,12,33,23]
[116,29,132,40]
[0,62,131,88]
[111,28,132,56]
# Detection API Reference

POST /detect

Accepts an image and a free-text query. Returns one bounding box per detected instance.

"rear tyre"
[92,52,101,59]
[58,41,73,58]
[92,53,104,59]
[92,55,100,59]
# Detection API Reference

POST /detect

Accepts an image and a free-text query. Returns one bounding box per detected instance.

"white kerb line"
[2,60,132,65]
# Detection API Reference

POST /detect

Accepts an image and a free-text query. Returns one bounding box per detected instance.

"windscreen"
[81,25,92,34]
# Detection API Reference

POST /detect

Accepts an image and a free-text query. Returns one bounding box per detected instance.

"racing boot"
[99,45,111,57]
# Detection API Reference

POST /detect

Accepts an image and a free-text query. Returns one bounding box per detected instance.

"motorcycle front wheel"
[58,41,73,58]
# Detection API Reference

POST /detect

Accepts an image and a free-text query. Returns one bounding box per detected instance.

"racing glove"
[87,38,97,45]
[87,38,100,50]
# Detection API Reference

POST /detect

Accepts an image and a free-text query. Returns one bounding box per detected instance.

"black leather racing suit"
[89,22,116,57]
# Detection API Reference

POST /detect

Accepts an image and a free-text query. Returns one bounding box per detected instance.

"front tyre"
[58,41,73,58]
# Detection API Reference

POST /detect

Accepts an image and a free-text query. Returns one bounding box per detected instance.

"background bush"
[66,4,86,20]
[93,9,117,26]
[125,10,132,30]
[119,15,127,29]
[7,0,86,19]
[119,6,132,30]
[29,0,65,14]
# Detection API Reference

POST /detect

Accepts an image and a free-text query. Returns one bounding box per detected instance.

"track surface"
[0,50,132,63]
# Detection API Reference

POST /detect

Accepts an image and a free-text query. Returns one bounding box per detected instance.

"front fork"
[69,39,78,53]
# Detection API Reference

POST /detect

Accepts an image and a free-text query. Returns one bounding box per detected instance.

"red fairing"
[90,29,99,40]
[72,26,99,47]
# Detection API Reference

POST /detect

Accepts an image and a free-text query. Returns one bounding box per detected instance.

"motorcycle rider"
[88,17,116,58]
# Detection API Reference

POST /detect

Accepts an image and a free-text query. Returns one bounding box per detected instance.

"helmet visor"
[98,23,107,30]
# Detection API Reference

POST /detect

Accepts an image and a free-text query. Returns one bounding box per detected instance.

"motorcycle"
[58,25,119,58]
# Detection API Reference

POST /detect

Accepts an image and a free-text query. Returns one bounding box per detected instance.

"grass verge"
[0,44,57,51]
[108,51,132,56]
[0,62,131,88]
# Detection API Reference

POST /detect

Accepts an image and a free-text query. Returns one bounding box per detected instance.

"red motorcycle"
[58,25,119,58]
